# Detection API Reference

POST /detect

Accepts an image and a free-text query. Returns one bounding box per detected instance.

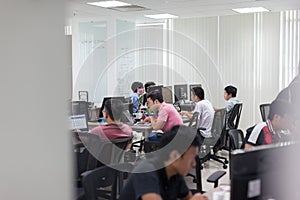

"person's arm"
[142,193,163,200]
[150,116,165,130]
[244,143,254,150]
[181,192,208,200]
[180,111,193,119]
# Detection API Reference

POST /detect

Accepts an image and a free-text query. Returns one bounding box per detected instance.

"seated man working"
[181,87,214,138]
[244,100,294,150]
[144,91,183,133]
[119,125,208,200]
[89,99,132,141]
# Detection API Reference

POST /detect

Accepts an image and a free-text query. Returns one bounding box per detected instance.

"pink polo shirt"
[158,102,183,132]
[89,124,132,140]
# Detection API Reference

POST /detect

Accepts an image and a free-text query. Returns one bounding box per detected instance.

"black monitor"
[148,85,163,94]
[189,84,202,100]
[230,142,298,200]
[174,84,188,102]
[98,96,125,118]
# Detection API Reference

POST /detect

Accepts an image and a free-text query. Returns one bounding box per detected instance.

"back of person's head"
[144,81,156,93]
[131,81,143,93]
[224,85,237,97]
[191,87,205,100]
[146,91,164,103]
[104,99,124,121]
[268,100,293,120]
[158,125,202,161]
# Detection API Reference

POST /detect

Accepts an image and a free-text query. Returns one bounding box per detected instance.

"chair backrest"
[260,103,271,122]
[202,108,226,147]
[228,129,245,150]
[81,163,135,200]
[226,103,243,130]
[72,101,90,121]
[188,112,199,128]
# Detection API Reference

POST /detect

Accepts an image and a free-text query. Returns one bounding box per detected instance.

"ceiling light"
[87,1,131,8]
[136,22,165,27]
[144,14,178,19]
[232,7,269,14]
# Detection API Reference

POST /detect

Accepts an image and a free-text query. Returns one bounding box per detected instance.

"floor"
[185,150,230,193]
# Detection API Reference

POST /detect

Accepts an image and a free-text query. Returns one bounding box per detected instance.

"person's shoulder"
[133,159,158,173]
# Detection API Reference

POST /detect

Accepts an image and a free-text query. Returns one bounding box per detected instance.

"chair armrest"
[207,170,226,188]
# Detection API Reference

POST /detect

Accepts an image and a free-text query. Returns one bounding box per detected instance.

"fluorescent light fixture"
[136,22,165,27]
[144,14,178,19]
[232,7,269,14]
[87,1,131,8]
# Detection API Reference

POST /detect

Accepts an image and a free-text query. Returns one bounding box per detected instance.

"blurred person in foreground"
[119,125,208,200]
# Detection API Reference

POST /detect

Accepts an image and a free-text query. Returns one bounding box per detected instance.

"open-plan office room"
[2,0,300,200]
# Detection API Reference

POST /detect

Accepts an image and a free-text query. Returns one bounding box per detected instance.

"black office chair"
[228,129,245,179]
[220,103,243,151]
[72,101,90,122]
[81,163,134,200]
[188,112,199,128]
[260,103,271,122]
[192,109,227,192]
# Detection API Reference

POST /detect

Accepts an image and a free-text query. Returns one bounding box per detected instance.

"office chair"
[188,112,199,128]
[81,163,135,200]
[260,103,271,122]
[228,129,245,179]
[191,109,227,192]
[72,101,90,121]
[220,103,243,151]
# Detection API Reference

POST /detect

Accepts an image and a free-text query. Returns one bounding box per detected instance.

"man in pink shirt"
[144,91,183,132]
[90,99,132,141]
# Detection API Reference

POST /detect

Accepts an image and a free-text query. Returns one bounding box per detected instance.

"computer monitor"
[148,85,163,94]
[174,84,188,102]
[98,96,125,118]
[69,114,88,131]
[230,142,298,200]
[189,84,202,100]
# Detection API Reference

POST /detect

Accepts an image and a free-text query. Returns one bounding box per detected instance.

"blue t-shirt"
[131,93,140,113]
[119,158,189,200]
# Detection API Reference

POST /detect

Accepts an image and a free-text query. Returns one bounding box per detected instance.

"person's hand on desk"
[189,193,209,200]
[143,116,151,123]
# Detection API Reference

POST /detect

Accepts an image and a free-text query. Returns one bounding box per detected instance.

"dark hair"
[146,91,164,103]
[131,81,143,93]
[158,125,202,161]
[144,81,156,93]
[224,85,237,97]
[104,99,124,121]
[191,87,205,100]
[268,100,293,120]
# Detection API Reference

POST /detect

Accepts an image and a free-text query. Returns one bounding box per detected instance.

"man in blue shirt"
[130,81,144,113]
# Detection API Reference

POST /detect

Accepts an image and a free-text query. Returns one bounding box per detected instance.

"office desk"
[131,123,153,138]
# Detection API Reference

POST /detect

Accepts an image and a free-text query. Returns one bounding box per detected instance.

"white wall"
[0,1,72,199]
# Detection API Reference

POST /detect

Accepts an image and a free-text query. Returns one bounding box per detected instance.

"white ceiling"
[67,0,300,22]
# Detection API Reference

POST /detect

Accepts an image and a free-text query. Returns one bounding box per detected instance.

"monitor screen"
[174,84,188,102]
[230,142,298,200]
[189,84,202,100]
[148,85,163,94]
[98,96,125,118]
[69,114,88,131]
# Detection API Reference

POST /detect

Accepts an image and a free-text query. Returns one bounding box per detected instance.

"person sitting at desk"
[181,87,214,138]
[144,91,183,132]
[142,81,156,106]
[130,81,144,113]
[119,125,208,200]
[244,100,294,150]
[89,99,132,141]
